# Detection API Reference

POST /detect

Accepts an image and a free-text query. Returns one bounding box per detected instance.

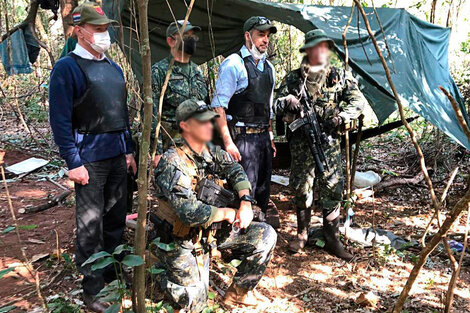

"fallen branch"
[19,190,72,214]
[374,172,424,192]
[0,151,47,310]
[392,183,470,313]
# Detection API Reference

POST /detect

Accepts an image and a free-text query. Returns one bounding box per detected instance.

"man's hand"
[126,154,137,175]
[68,165,89,185]
[236,201,254,229]
[214,207,237,224]
[285,94,301,113]
[153,154,162,168]
[271,140,277,158]
[225,142,242,162]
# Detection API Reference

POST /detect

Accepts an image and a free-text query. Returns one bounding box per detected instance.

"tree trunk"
[430,0,438,23]
[59,0,78,39]
[133,0,152,311]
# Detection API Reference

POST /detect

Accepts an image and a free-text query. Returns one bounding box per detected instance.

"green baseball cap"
[72,2,117,26]
[166,20,201,38]
[299,29,334,52]
[243,16,277,34]
[176,99,219,124]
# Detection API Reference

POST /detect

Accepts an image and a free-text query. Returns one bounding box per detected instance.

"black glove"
[284,95,301,113]
[324,116,342,132]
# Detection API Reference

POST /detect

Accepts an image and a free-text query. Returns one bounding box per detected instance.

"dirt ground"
[1,127,470,313]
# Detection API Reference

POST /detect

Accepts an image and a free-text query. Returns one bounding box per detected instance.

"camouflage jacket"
[275,65,366,125]
[154,141,251,228]
[151,56,209,154]
[152,55,208,124]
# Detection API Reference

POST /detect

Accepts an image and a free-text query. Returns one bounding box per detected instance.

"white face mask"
[248,32,266,60]
[82,28,111,54]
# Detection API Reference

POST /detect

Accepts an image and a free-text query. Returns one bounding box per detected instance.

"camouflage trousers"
[152,221,277,313]
[289,132,344,212]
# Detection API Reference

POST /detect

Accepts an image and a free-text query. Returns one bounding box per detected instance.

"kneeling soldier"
[153,99,277,312]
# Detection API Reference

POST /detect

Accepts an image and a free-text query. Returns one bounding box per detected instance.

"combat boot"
[223,284,268,307]
[323,209,353,261]
[289,206,311,253]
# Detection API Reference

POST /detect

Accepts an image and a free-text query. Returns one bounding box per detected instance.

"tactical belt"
[234,125,269,135]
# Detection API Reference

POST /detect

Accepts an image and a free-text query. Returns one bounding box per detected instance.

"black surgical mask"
[182,37,197,55]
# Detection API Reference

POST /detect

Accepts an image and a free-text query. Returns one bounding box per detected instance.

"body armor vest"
[69,53,128,134]
[226,53,273,127]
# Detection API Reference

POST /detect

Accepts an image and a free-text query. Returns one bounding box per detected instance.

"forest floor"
[1,114,470,313]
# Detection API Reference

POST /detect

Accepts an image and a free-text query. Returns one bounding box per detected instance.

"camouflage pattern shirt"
[154,141,251,228]
[151,56,209,153]
[275,65,366,126]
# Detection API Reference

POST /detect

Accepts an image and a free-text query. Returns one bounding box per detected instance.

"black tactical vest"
[226,53,273,127]
[69,53,128,134]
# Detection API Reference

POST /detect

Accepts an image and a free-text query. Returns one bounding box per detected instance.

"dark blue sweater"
[49,55,133,170]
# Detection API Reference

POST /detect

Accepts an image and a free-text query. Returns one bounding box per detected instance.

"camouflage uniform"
[276,65,365,213]
[275,59,366,257]
[153,141,277,312]
[151,56,208,153]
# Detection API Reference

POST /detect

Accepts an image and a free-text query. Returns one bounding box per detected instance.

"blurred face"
[305,41,330,66]
[179,118,213,143]
[75,23,109,44]
[167,29,196,49]
[245,29,270,53]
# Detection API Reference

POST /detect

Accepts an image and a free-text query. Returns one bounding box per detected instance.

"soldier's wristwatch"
[240,195,257,205]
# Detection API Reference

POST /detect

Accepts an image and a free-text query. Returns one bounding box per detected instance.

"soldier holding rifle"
[275,29,366,259]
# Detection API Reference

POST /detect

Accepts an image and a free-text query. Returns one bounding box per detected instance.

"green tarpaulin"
[103,0,470,150]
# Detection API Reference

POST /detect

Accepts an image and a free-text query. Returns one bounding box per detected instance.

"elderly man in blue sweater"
[48,3,136,312]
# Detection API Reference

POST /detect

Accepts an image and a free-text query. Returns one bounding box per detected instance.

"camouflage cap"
[72,2,117,26]
[166,20,201,38]
[176,99,219,124]
[243,16,277,34]
[299,29,334,52]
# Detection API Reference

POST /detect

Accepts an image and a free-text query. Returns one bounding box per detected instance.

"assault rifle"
[151,178,260,239]
[288,86,329,175]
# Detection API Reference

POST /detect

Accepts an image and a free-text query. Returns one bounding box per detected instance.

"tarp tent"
[103,0,470,150]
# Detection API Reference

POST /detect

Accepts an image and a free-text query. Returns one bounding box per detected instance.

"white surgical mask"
[248,32,266,60]
[82,28,111,54]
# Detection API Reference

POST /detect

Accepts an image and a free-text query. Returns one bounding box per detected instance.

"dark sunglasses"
[256,17,271,26]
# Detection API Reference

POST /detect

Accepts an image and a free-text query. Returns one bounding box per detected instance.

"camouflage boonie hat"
[72,2,117,26]
[299,29,334,52]
[166,20,201,37]
[176,99,219,124]
[243,16,277,34]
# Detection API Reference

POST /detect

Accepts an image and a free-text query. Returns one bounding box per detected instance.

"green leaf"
[208,291,216,300]
[121,254,144,267]
[81,251,112,267]
[0,306,16,313]
[229,259,242,268]
[113,244,133,255]
[0,267,15,279]
[1,226,15,235]
[18,224,38,230]
[147,266,165,275]
[100,291,121,302]
[151,238,176,251]
[315,239,325,248]
[104,303,121,313]
[157,242,176,252]
[91,257,115,271]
